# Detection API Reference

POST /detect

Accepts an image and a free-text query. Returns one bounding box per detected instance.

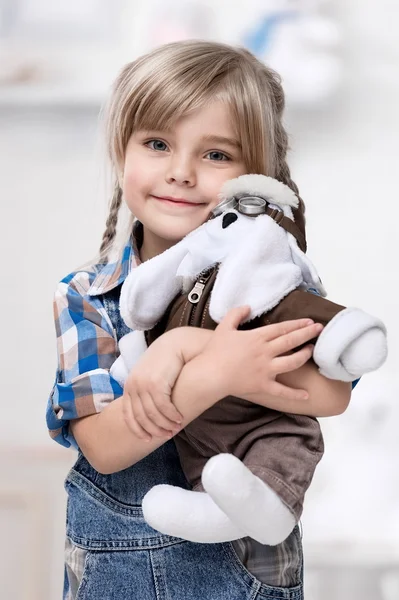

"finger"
[260,319,316,342]
[132,398,174,438]
[141,392,180,432]
[272,345,315,375]
[269,323,323,355]
[152,391,184,424]
[217,306,251,331]
[267,380,310,402]
[123,395,152,442]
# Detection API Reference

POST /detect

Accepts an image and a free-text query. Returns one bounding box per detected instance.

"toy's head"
[120,175,326,330]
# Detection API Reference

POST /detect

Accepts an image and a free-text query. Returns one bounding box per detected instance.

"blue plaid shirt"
[46,237,138,448]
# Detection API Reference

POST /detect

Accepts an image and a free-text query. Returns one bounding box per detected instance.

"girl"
[47,40,351,600]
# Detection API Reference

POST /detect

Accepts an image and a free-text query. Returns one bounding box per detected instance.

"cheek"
[123,162,152,201]
[121,170,144,218]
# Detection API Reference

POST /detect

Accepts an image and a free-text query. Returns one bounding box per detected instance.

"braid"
[276,153,307,251]
[269,72,307,251]
[99,182,123,262]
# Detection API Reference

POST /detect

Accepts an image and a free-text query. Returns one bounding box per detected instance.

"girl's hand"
[200,306,323,403]
[122,328,212,442]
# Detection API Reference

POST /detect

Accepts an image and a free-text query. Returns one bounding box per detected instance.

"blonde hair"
[99,39,306,262]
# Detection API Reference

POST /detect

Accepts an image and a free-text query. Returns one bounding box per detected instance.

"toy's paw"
[118,330,148,372]
[109,355,129,387]
[313,307,387,381]
[142,484,244,543]
[341,327,388,378]
[202,454,296,546]
[110,331,148,386]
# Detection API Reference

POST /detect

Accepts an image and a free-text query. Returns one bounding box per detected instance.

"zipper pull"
[188,277,207,304]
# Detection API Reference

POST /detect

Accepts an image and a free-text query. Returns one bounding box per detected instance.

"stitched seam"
[246,466,302,500]
[250,580,261,600]
[179,301,189,327]
[75,550,90,600]
[222,544,259,593]
[185,435,208,455]
[201,297,211,328]
[67,532,184,551]
[294,525,304,584]
[149,550,161,600]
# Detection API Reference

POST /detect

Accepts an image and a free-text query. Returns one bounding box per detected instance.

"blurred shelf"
[0,83,106,109]
[305,541,399,568]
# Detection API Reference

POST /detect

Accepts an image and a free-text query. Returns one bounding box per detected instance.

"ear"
[120,241,189,330]
[209,214,303,323]
[287,234,327,296]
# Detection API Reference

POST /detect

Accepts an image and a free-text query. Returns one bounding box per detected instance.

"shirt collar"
[88,222,142,296]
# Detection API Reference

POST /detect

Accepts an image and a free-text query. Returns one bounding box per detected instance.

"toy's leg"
[142,484,245,543]
[202,454,296,546]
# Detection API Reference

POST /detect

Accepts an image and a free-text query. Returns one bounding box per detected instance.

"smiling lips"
[152,194,204,207]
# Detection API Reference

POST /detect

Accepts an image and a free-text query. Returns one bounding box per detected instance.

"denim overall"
[64,286,304,600]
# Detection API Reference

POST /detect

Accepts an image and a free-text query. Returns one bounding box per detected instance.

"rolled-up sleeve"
[46,272,123,448]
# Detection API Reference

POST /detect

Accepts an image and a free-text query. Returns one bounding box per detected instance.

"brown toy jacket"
[146,267,346,519]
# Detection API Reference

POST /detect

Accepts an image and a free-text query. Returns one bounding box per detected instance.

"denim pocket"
[222,540,304,600]
[75,550,158,600]
[65,470,183,551]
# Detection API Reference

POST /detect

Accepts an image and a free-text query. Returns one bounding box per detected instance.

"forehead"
[139,101,241,147]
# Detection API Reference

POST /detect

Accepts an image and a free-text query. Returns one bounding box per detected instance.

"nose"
[165,153,196,187]
[222,212,238,229]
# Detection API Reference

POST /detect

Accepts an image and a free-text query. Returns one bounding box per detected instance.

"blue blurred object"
[244,11,298,56]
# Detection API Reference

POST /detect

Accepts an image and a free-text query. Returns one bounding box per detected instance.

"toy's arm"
[258,290,387,381]
[258,289,345,331]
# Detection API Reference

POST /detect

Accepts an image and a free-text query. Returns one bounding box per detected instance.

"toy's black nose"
[222,212,238,229]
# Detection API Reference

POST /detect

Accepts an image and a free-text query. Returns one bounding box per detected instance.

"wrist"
[172,350,227,419]
[166,327,213,363]
[187,349,228,399]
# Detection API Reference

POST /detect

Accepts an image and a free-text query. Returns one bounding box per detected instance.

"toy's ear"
[176,214,233,280]
[209,214,303,323]
[120,241,189,330]
[287,234,327,296]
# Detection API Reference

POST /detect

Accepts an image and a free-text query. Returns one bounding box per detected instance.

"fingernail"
[305,319,314,325]
[302,393,309,400]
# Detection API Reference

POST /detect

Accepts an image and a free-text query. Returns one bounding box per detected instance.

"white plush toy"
[110,175,387,545]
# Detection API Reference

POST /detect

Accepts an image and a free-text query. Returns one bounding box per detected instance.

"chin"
[154,219,204,242]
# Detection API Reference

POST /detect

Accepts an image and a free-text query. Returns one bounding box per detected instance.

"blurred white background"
[0,1,398,598]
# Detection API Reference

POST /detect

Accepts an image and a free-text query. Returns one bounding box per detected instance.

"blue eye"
[146,140,168,151]
[207,151,229,161]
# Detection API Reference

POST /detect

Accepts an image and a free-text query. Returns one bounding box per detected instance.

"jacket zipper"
[188,271,212,326]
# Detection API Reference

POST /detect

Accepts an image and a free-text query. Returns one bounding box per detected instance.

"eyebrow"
[201,135,242,150]
[139,130,241,150]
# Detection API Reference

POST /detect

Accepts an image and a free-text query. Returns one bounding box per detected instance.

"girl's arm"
[71,309,323,474]
[184,317,352,418]
[265,361,351,417]
[72,358,350,474]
